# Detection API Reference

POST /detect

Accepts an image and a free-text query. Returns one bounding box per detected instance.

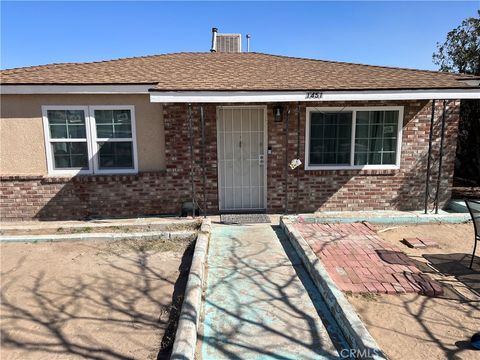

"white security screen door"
[217,106,267,211]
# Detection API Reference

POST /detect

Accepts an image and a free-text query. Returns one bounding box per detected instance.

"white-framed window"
[42,105,138,175]
[305,106,403,170]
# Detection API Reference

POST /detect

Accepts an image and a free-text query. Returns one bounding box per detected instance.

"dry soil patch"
[1,237,193,359]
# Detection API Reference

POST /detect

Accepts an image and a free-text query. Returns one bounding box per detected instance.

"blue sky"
[1,1,478,70]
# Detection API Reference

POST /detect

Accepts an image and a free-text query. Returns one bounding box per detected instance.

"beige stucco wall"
[0,94,165,175]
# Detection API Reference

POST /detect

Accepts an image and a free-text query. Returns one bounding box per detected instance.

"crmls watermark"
[340,348,381,358]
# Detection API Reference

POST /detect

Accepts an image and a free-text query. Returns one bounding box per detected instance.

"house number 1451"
[305,92,322,99]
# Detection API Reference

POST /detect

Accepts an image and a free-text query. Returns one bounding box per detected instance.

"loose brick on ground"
[418,237,440,248]
[403,237,427,248]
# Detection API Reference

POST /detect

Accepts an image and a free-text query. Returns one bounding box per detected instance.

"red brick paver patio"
[294,222,443,296]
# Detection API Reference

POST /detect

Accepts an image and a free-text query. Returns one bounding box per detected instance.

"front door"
[217,106,267,211]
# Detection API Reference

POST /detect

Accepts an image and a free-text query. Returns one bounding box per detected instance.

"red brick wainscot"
[0,172,188,221]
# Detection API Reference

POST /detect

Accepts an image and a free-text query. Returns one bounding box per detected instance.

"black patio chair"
[466,199,480,269]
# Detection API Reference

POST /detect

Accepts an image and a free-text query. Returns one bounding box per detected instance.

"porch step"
[220,213,271,224]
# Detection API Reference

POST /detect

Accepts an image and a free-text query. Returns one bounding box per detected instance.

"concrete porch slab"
[288,210,471,225]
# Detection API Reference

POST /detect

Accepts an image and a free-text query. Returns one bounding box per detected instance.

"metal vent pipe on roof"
[246,34,251,52]
[210,27,218,52]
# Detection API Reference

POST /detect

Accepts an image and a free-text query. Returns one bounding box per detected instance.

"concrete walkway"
[200,223,349,360]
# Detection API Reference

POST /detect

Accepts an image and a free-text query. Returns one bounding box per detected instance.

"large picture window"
[305,107,403,170]
[42,105,137,175]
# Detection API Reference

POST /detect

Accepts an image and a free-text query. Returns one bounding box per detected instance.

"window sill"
[305,165,400,171]
[47,170,93,176]
[93,169,138,175]
[303,167,399,176]
[47,169,138,177]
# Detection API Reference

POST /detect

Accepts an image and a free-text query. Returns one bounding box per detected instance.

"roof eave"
[0,84,155,94]
[149,88,480,103]
[148,85,479,92]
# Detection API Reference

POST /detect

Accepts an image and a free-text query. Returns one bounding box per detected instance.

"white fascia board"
[0,84,153,94]
[149,89,480,103]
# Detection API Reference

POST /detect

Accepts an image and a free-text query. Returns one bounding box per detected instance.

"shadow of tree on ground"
[423,253,480,299]
[199,224,348,359]
[0,238,194,360]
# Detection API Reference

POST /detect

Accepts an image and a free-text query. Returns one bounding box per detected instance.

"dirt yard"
[348,223,480,360]
[0,237,194,360]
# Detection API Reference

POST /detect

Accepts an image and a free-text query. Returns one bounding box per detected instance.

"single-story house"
[1,50,479,221]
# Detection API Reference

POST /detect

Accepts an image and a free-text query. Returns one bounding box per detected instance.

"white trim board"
[3,86,479,100]
[150,89,480,103]
[1,85,153,94]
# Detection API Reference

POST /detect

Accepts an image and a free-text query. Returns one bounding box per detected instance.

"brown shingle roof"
[0,52,475,90]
